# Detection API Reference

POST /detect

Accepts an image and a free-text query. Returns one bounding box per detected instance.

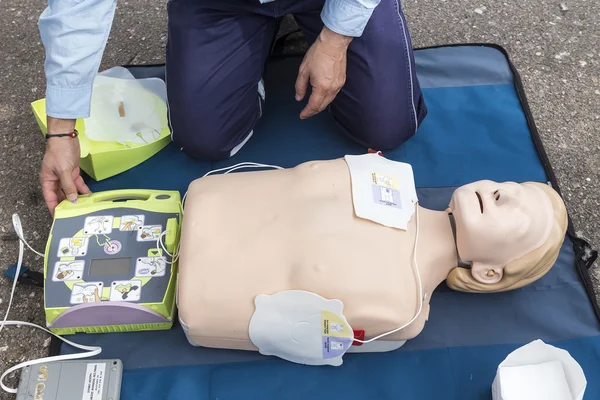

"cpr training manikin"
[176,154,568,366]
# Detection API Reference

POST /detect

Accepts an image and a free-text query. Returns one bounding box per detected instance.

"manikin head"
[445,180,568,293]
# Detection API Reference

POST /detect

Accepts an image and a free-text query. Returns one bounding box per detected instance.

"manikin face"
[448,180,553,284]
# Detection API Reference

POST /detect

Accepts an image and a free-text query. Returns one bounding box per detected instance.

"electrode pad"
[248,290,354,366]
[344,154,418,230]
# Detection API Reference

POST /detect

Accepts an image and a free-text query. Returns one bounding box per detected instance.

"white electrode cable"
[0,321,102,394]
[201,162,284,177]
[164,162,285,263]
[0,215,26,334]
[157,230,178,265]
[182,162,284,214]
[0,214,102,394]
[11,215,44,258]
[352,202,425,344]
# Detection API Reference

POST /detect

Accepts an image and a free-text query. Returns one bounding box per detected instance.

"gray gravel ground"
[0,0,598,398]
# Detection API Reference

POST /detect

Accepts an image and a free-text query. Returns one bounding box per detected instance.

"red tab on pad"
[352,329,365,346]
[367,148,384,157]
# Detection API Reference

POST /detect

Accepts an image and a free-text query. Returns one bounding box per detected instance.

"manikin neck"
[448,212,473,269]
[414,206,460,286]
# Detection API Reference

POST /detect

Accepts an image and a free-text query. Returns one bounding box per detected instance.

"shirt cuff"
[45,84,93,119]
[321,0,376,37]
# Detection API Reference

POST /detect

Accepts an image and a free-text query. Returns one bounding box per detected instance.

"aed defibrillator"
[43,189,182,335]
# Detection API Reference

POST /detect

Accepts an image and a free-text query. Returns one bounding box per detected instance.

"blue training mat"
[57,44,600,399]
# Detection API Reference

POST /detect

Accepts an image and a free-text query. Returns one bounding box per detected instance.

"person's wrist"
[46,135,79,148]
[47,116,76,134]
[45,116,79,148]
[317,26,353,49]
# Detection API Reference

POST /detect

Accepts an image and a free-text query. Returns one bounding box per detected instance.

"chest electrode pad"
[249,290,354,366]
[344,154,418,230]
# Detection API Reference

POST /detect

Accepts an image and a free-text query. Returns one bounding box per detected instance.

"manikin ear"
[471,262,504,284]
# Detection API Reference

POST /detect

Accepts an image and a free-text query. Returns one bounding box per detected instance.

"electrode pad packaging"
[344,154,418,230]
[84,67,167,145]
[249,290,354,366]
[492,340,587,400]
[31,65,172,181]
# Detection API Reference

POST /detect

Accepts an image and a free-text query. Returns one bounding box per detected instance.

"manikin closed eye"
[476,191,483,213]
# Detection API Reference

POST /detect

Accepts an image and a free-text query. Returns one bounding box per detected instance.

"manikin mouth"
[475,191,483,213]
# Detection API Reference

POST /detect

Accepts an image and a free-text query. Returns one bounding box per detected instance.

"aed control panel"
[44,190,182,335]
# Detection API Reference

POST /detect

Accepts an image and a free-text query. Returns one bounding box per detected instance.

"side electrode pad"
[248,290,354,366]
[344,154,418,230]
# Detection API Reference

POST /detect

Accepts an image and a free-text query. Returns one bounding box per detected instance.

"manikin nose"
[493,189,509,204]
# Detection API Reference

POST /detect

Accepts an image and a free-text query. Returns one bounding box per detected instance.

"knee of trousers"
[169,107,257,161]
[344,94,428,150]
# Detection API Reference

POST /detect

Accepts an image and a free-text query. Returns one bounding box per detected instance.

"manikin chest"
[178,159,426,349]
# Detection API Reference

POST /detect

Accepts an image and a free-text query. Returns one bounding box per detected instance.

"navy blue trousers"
[166,0,427,160]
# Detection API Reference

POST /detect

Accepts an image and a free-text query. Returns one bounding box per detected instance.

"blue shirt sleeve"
[38,0,117,119]
[320,0,381,37]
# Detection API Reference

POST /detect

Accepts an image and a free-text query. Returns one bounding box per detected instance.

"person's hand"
[40,117,91,215]
[295,26,353,119]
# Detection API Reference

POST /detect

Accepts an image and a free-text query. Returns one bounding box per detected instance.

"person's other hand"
[40,117,91,215]
[295,26,353,119]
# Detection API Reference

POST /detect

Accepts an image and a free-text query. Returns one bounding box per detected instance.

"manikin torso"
[178,158,459,350]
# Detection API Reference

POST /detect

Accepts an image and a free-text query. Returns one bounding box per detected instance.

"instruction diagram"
[52,260,85,282]
[330,341,345,350]
[136,256,167,277]
[70,282,103,304]
[380,187,395,203]
[110,280,142,302]
[371,172,402,209]
[103,239,123,255]
[120,215,145,231]
[83,216,114,235]
[137,225,162,242]
[57,237,89,257]
[372,173,395,188]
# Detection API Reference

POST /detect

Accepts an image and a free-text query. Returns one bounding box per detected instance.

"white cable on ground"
[0,214,102,394]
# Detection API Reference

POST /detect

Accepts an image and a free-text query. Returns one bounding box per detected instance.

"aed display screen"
[89,258,131,276]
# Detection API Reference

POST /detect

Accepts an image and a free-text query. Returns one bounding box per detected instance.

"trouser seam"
[393,0,417,135]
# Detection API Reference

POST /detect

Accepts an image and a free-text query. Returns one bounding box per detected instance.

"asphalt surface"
[0,0,598,398]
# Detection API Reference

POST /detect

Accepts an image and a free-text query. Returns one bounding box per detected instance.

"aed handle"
[59,189,180,206]
[82,189,153,203]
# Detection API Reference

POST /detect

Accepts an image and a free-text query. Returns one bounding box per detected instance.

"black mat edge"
[48,42,599,358]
